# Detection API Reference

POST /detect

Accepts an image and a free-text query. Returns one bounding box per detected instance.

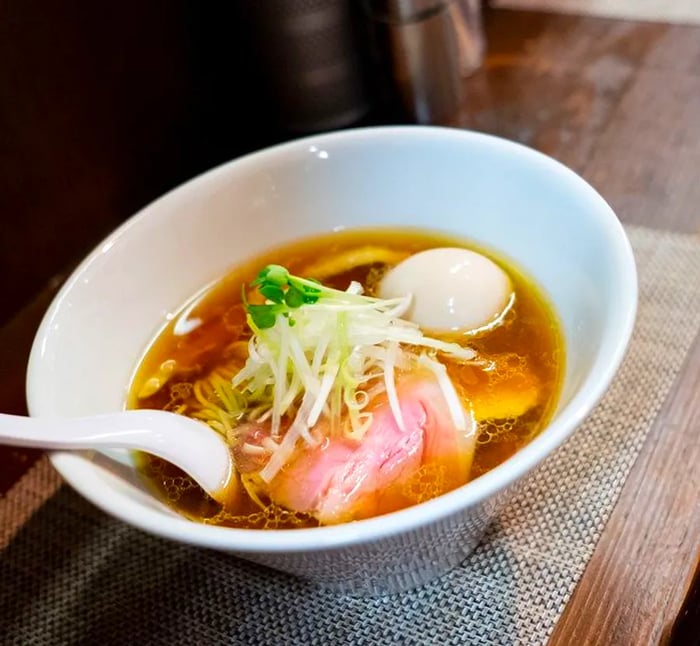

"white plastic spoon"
[0,410,234,504]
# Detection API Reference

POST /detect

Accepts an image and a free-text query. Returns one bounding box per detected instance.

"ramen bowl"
[27,126,637,594]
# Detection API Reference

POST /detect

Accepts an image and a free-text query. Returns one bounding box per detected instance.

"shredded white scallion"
[383,341,404,432]
[307,360,339,427]
[259,391,317,482]
[234,275,478,481]
[418,354,471,433]
[242,442,267,456]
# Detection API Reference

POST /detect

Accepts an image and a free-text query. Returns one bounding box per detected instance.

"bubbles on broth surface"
[129,229,564,528]
[203,502,315,530]
[402,463,448,504]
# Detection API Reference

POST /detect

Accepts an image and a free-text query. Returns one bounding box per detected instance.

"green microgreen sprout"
[245,264,323,329]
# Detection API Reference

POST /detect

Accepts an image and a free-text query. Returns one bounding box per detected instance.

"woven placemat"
[1,225,699,646]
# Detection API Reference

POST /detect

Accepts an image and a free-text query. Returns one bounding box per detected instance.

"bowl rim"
[28,125,638,552]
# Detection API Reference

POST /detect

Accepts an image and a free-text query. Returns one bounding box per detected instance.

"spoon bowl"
[0,410,233,502]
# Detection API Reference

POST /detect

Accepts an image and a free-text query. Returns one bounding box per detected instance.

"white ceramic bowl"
[27,126,637,595]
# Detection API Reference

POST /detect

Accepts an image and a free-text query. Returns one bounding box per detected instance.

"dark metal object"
[365,0,463,125]
[240,0,372,133]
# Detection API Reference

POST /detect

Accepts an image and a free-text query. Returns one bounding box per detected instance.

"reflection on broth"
[128,228,564,529]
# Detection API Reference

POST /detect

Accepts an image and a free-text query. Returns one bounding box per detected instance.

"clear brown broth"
[127,228,564,529]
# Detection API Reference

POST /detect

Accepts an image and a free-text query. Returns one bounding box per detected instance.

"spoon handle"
[0,410,185,450]
[0,410,232,496]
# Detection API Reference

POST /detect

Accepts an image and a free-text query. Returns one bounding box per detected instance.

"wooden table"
[465,10,700,645]
[1,7,698,645]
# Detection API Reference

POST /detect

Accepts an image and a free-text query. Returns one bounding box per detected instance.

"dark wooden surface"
[1,6,699,645]
[464,10,700,645]
[0,1,278,327]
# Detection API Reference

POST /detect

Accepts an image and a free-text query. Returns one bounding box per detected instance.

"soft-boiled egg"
[378,247,514,334]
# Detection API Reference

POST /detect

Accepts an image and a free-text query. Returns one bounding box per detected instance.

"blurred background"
[0,0,487,326]
[2,0,699,326]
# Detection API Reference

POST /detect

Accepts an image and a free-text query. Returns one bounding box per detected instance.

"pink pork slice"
[267,375,476,524]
